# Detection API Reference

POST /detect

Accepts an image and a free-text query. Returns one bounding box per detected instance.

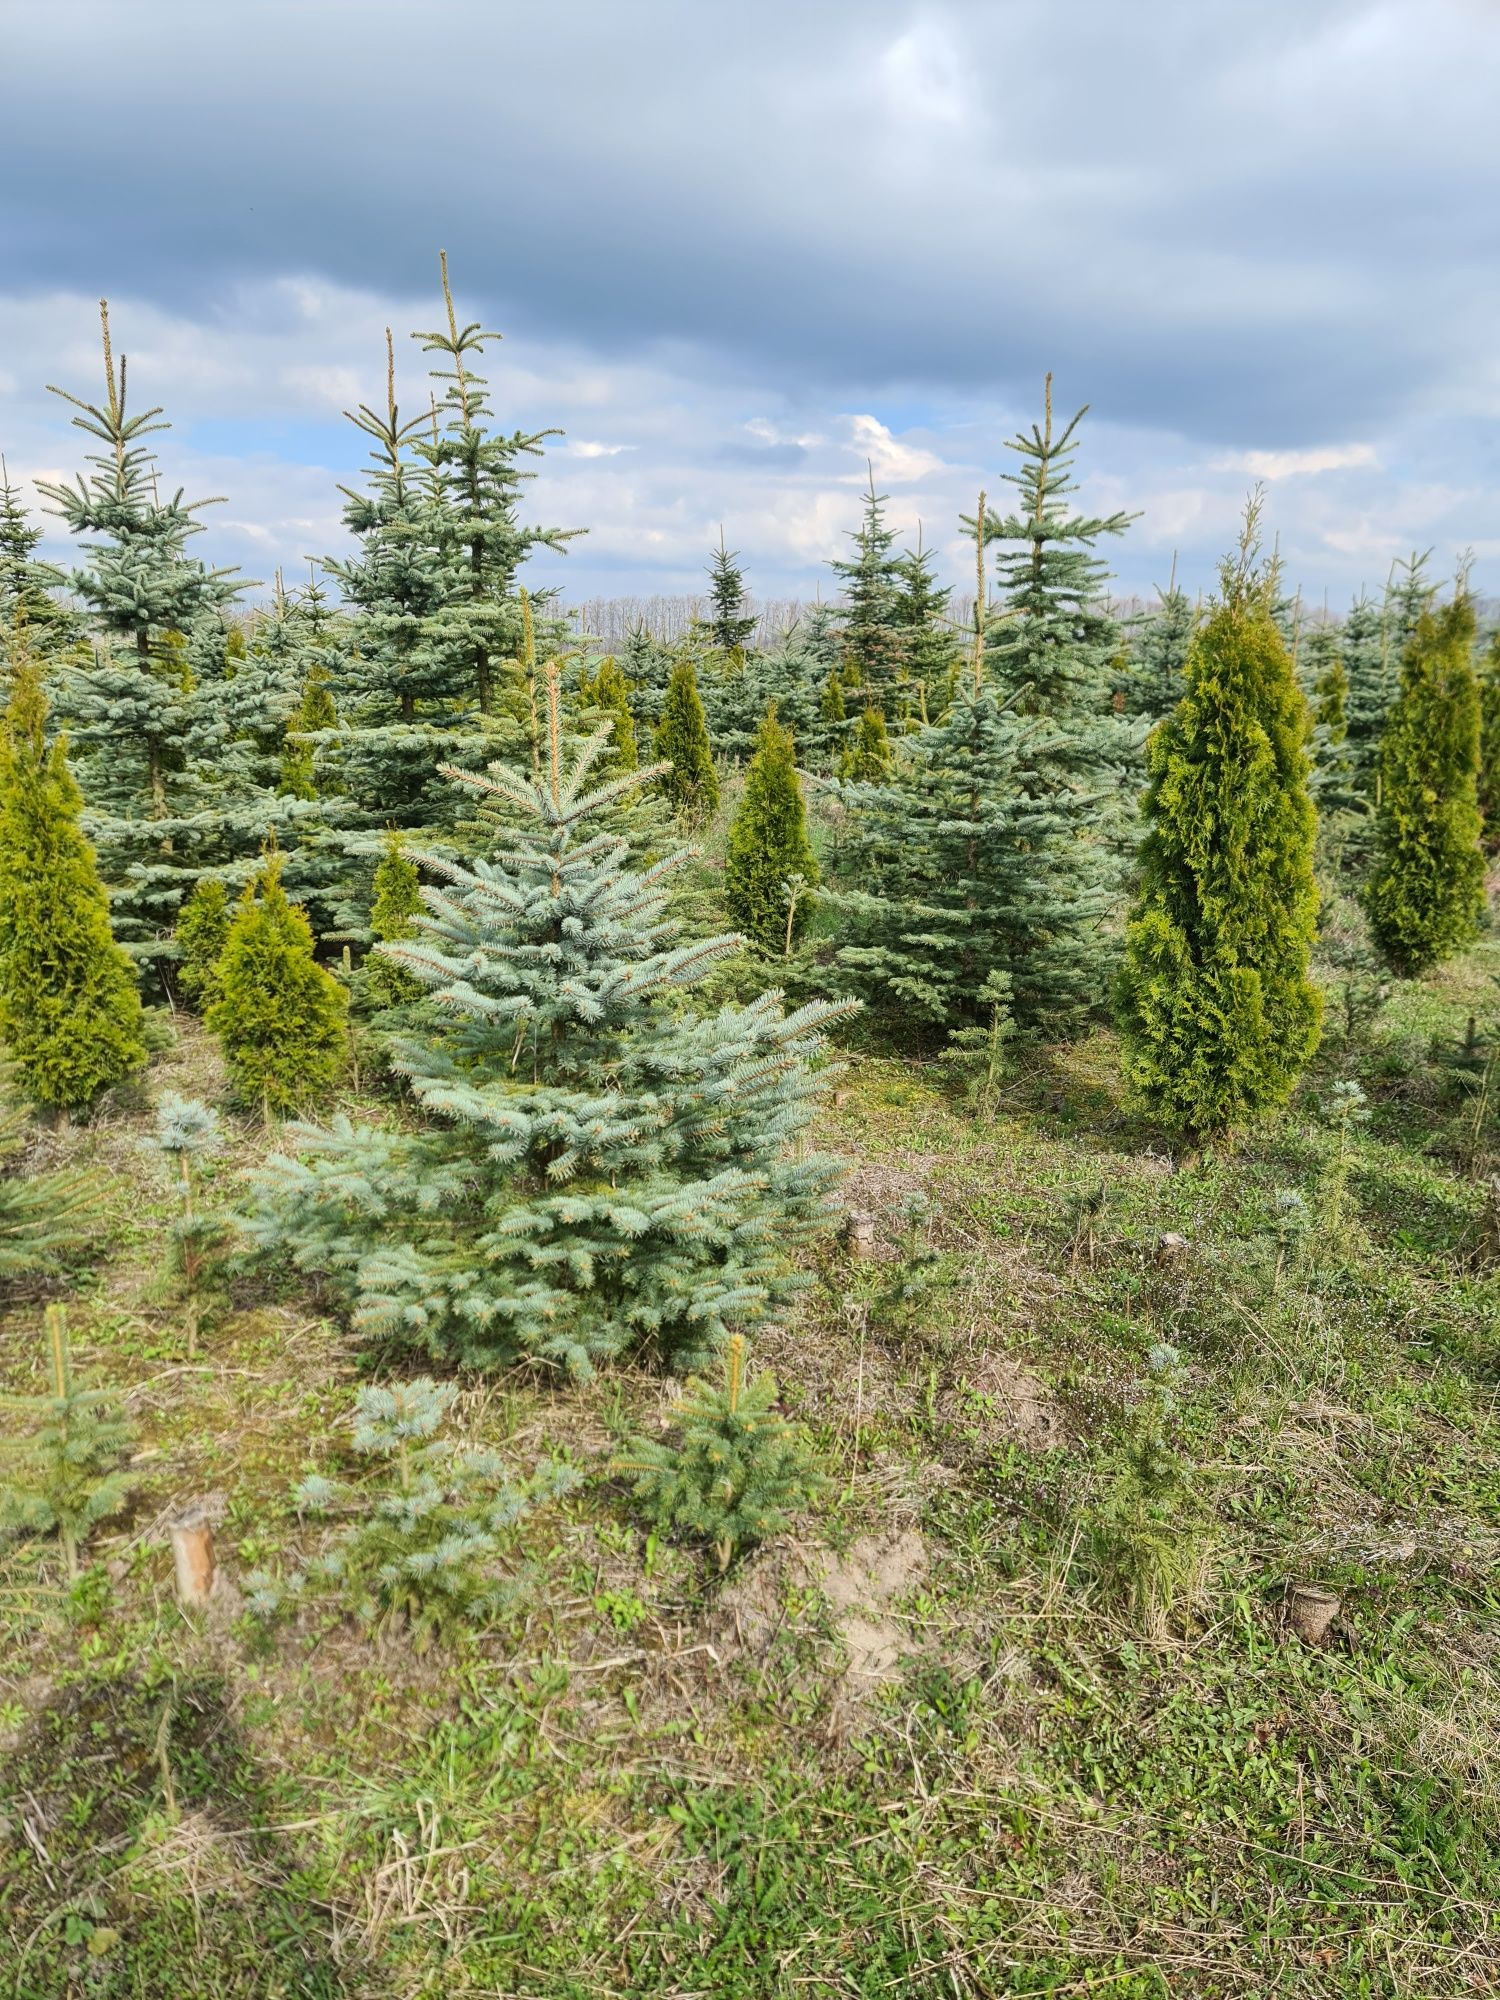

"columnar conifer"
[207,847,348,1115]
[1365,597,1485,974]
[655,656,719,818]
[173,876,232,1008]
[1115,513,1321,1142]
[725,707,818,953]
[0,650,145,1112]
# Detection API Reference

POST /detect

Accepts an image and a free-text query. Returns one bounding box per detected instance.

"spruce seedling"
[250,1376,579,1648]
[0,1304,134,1579]
[614,1334,827,1570]
[150,1092,223,1359]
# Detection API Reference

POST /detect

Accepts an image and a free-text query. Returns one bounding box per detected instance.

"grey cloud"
[3,0,1499,446]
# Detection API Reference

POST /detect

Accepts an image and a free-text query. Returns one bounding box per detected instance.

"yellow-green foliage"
[838,705,893,782]
[1116,536,1321,1141]
[278,661,337,799]
[365,829,422,1005]
[576,655,638,772]
[725,706,818,953]
[654,656,719,818]
[173,876,232,1008]
[207,849,348,1115]
[1476,631,1500,850]
[1365,599,1485,974]
[0,654,145,1112]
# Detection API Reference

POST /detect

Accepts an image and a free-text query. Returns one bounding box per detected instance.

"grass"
[2,937,1498,1996]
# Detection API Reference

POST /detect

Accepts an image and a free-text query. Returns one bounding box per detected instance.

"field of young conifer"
[0,265,1497,1997]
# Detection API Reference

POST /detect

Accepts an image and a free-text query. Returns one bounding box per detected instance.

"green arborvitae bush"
[838,705,893,782]
[173,876,232,1008]
[1474,631,1500,849]
[576,655,639,773]
[246,1377,580,1648]
[614,1334,826,1570]
[246,666,852,1377]
[0,1105,98,1280]
[278,654,337,800]
[1365,598,1486,975]
[0,651,146,1113]
[724,707,818,954]
[0,1304,134,1579]
[207,848,348,1116]
[1115,515,1321,1143]
[364,829,423,1006]
[655,655,719,819]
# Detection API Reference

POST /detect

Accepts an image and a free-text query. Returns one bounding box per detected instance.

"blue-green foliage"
[247,1377,579,1648]
[246,667,852,1376]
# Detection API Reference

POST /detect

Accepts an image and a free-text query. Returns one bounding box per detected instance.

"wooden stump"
[845,1211,877,1261]
[1286,1584,1340,1646]
[167,1496,224,1609]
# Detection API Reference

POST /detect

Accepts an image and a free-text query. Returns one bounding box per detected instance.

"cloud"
[1,3,1498,604]
[1214,444,1381,479]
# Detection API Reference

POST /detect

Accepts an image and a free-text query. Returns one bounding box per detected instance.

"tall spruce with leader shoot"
[1116,509,1321,1142]
[37,303,311,960]
[247,664,852,1377]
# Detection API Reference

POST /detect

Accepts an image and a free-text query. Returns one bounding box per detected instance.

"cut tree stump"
[166,1494,226,1609]
[845,1211,877,1260]
[1286,1584,1340,1645]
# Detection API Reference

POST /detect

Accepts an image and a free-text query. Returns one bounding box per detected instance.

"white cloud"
[846,414,946,483]
[1212,443,1379,479]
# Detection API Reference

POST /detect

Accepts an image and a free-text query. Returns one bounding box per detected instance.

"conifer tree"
[364,829,423,1006]
[172,875,232,1008]
[0,460,73,665]
[207,847,348,1115]
[0,1304,134,1579]
[980,380,1137,721]
[0,649,145,1112]
[246,666,852,1377]
[834,485,1109,1039]
[1340,589,1389,804]
[702,529,757,655]
[725,707,818,954]
[1303,621,1361,826]
[655,656,719,819]
[1365,596,1485,975]
[413,251,580,718]
[1115,510,1321,1142]
[614,1334,826,1570]
[575,655,639,773]
[36,303,304,960]
[891,530,961,720]
[969,381,1139,1012]
[1127,565,1197,723]
[829,469,903,691]
[0,1107,97,1280]
[1478,631,1500,847]
[838,705,893,781]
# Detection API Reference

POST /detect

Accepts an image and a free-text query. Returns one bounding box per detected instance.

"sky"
[2,0,1499,617]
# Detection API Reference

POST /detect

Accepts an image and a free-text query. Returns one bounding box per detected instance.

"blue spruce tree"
[247,664,852,1377]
